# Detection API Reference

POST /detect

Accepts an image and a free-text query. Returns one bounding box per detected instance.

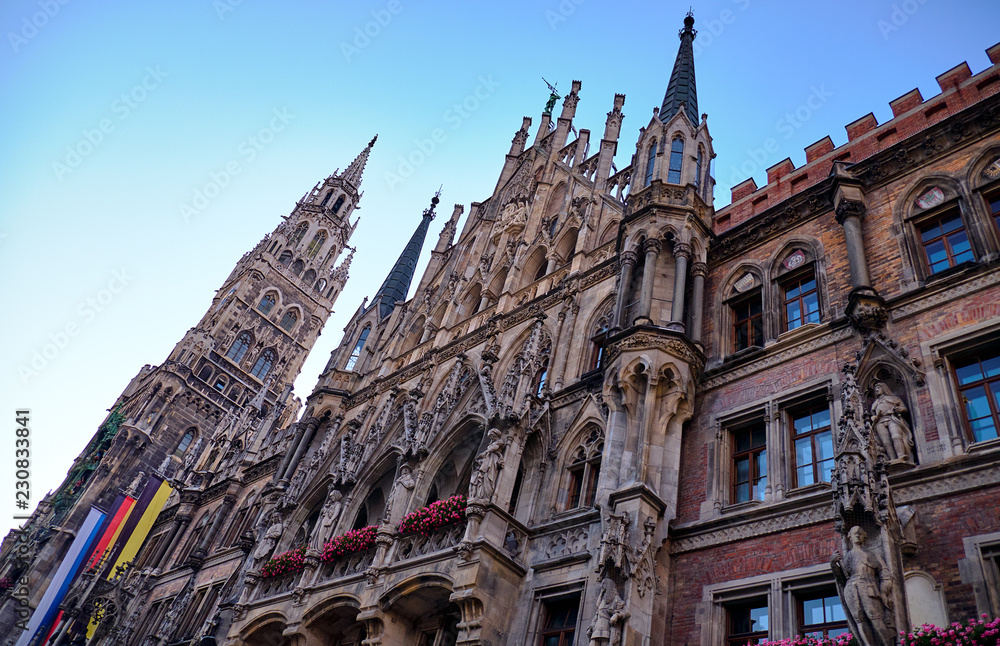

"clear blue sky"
[2,0,998,535]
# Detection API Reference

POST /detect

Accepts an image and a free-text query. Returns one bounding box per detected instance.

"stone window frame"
[923,318,1000,456]
[257,291,278,316]
[279,307,299,332]
[898,177,985,286]
[699,563,842,646]
[703,382,834,520]
[768,238,829,341]
[777,387,836,494]
[968,148,1000,257]
[582,299,615,376]
[717,264,765,360]
[560,424,604,513]
[526,580,586,646]
[668,136,685,184]
[226,330,254,364]
[961,531,1000,618]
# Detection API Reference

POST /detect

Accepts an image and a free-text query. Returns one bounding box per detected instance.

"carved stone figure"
[469,428,505,502]
[252,512,283,565]
[126,471,146,498]
[832,526,895,646]
[870,382,914,462]
[382,463,415,522]
[588,577,628,646]
[309,488,343,551]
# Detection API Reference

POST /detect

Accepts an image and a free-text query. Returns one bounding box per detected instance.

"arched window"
[345,326,370,371]
[668,137,684,184]
[534,261,548,281]
[291,259,304,276]
[197,365,212,382]
[174,429,196,457]
[331,195,345,214]
[288,223,308,247]
[306,232,327,259]
[645,139,657,186]
[280,310,297,332]
[695,146,704,190]
[565,427,603,510]
[314,278,327,294]
[532,357,549,396]
[251,349,276,380]
[303,269,316,285]
[258,293,276,315]
[226,331,252,363]
[588,306,613,372]
[278,250,293,266]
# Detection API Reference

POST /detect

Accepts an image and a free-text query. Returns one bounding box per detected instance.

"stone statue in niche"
[382,462,415,522]
[309,487,343,552]
[252,511,284,567]
[870,381,914,463]
[588,577,629,646]
[468,428,505,502]
[832,526,896,646]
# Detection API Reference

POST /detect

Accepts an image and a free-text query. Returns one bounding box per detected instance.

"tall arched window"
[291,259,304,276]
[251,349,276,380]
[668,137,684,184]
[587,305,613,372]
[258,293,276,315]
[533,357,549,396]
[345,326,370,371]
[174,429,196,457]
[565,427,604,510]
[278,250,293,266]
[288,223,308,247]
[226,331,252,363]
[331,195,345,214]
[280,310,297,331]
[695,146,704,190]
[645,140,657,186]
[306,232,327,259]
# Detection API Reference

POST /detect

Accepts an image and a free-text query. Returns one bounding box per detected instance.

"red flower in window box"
[397,494,467,536]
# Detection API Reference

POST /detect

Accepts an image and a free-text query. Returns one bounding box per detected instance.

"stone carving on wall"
[382,462,415,522]
[252,511,283,566]
[831,363,909,646]
[309,486,343,551]
[870,382,914,463]
[832,526,896,646]
[541,528,588,560]
[587,576,630,646]
[469,427,506,502]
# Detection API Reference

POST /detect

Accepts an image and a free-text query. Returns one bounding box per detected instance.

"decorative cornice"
[700,327,850,391]
[889,265,1000,321]
[670,503,835,554]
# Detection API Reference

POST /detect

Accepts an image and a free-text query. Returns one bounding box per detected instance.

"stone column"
[283,417,321,482]
[670,242,691,326]
[275,421,305,484]
[835,200,871,289]
[195,495,237,557]
[610,250,638,331]
[636,239,661,324]
[689,261,707,343]
[157,515,192,570]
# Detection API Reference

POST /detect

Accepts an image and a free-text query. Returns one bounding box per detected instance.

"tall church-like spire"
[343,135,377,186]
[660,12,699,126]
[372,190,440,318]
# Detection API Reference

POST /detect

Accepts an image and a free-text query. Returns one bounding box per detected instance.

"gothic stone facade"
[5,21,1000,646]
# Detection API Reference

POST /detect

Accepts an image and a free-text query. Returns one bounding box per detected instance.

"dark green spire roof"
[372,192,439,319]
[660,13,699,126]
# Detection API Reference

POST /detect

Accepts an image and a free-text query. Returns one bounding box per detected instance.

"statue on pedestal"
[832,526,896,646]
[870,382,914,462]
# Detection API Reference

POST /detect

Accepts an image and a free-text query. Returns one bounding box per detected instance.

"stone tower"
[0,137,374,632]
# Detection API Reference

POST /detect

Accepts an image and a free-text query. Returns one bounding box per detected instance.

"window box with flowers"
[259,546,306,579]
[397,494,467,536]
[321,525,378,563]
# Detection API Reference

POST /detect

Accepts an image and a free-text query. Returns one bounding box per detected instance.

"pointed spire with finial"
[371,189,441,319]
[342,135,377,187]
[660,12,699,126]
